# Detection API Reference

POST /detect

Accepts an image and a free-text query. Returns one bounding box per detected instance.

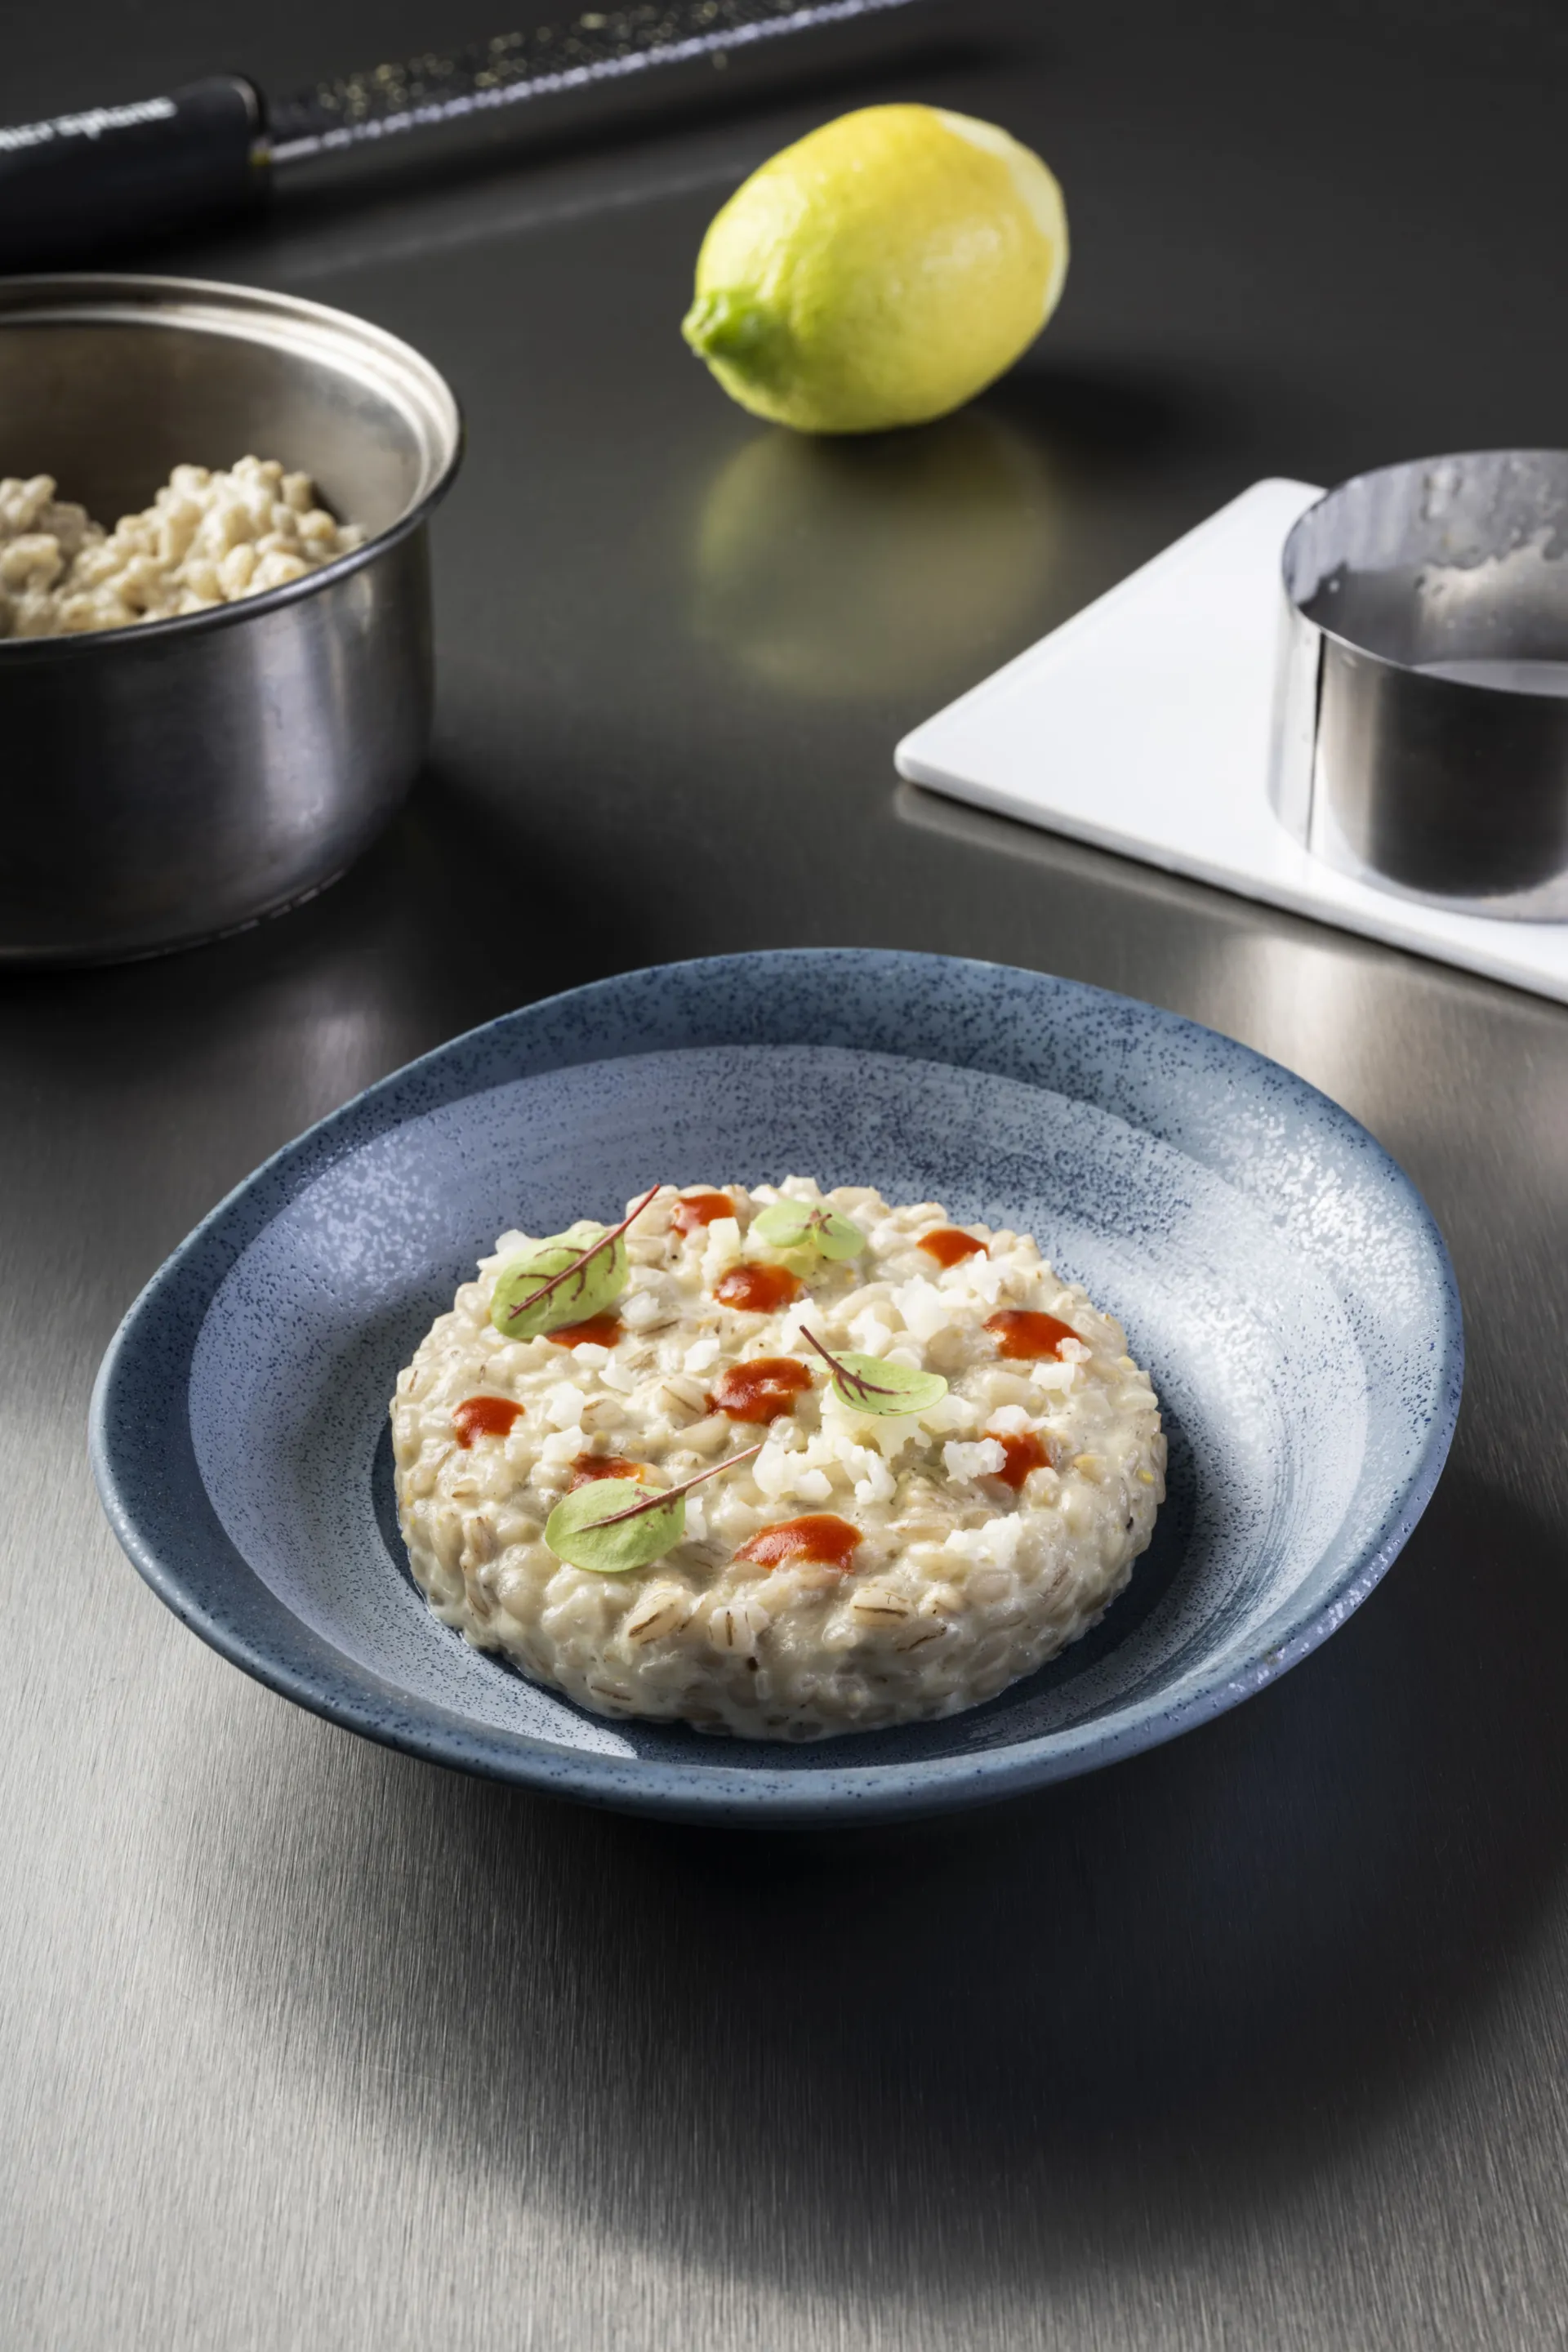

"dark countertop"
[6,5,1568,2345]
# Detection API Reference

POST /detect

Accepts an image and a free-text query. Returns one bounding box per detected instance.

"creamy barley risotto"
[391,1181,1166,1741]
[0,457,363,639]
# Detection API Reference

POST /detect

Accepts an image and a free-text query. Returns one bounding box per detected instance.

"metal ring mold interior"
[1269,450,1568,920]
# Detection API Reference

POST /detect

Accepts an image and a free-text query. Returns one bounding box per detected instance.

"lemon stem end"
[682,290,782,378]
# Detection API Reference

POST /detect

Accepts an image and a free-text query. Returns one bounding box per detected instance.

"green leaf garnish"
[491,1184,658,1340]
[751,1200,865,1263]
[801,1328,948,1418]
[544,1442,764,1574]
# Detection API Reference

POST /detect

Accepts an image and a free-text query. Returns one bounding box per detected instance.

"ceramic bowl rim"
[88,948,1464,1822]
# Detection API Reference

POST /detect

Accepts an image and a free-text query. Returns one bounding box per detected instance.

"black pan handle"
[0,77,266,272]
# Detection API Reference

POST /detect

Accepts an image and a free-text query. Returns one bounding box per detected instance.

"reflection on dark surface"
[692,411,1057,698]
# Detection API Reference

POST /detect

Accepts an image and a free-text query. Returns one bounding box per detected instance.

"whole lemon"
[680,104,1068,434]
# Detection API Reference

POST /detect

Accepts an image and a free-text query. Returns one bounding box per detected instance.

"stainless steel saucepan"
[0,274,462,965]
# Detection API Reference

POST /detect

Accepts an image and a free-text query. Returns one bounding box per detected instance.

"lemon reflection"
[692,411,1056,700]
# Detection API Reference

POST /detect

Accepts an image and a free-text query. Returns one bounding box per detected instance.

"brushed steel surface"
[7,2,1568,2347]
[0,275,461,963]
[1273,452,1568,918]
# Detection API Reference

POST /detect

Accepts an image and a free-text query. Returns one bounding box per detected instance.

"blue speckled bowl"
[90,951,1462,1823]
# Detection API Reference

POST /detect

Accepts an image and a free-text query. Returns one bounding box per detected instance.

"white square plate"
[895,479,1568,1005]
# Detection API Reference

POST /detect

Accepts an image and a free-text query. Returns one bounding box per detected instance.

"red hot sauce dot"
[984,1309,1080,1361]
[547,1312,623,1349]
[452,1396,523,1448]
[919,1227,987,1268]
[714,1263,804,1315]
[708,1356,812,1424]
[672,1191,736,1235]
[987,1430,1052,1490]
[569,1454,652,1490]
[735,1515,862,1575]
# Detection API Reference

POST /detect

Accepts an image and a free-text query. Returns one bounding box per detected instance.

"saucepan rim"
[0,270,464,658]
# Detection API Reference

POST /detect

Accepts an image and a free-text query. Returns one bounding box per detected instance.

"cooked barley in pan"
[0,457,363,639]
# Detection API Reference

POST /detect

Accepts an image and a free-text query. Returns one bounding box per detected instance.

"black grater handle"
[0,77,265,272]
